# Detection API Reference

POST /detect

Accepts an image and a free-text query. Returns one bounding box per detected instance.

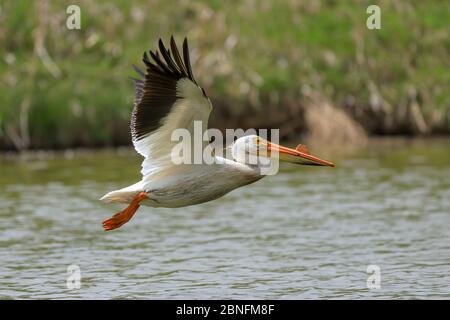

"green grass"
[0,0,449,149]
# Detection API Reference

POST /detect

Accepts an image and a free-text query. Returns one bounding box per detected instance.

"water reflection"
[0,139,449,299]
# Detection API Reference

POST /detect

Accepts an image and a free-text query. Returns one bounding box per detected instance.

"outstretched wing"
[130,36,212,177]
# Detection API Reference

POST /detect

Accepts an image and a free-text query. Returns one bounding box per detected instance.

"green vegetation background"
[0,0,449,149]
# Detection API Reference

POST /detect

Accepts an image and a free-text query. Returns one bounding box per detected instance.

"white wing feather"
[136,78,212,178]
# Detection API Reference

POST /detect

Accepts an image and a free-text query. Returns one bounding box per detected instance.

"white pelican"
[101,36,334,231]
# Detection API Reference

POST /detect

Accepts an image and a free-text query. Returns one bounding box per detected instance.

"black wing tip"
[129,76,142,82]
[181,37,196,84]
[182,37,190,57]
[132,64,145,78]
[138,36,197,83]
[158,38,167,56]
[143,51,149,64]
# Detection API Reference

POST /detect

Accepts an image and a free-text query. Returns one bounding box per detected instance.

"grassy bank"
[0,0,449,150]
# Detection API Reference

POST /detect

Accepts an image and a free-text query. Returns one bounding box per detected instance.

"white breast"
[141,157,262,208]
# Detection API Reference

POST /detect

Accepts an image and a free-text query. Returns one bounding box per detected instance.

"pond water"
[0,138,449,299]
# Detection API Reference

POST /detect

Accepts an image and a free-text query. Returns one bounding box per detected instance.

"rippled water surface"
[1,139,449,299]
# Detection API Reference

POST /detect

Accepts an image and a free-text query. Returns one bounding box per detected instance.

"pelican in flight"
[101,36,334,231]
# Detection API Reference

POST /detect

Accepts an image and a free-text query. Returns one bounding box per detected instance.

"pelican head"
[232,135,335,167]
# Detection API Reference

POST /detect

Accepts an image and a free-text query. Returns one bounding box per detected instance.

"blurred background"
[0,0,449,150]
[0,0,449,299]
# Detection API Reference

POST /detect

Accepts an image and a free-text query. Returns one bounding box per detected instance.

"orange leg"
[103,192,148,231]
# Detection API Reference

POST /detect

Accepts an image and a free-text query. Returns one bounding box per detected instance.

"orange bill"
[267,142,335,167]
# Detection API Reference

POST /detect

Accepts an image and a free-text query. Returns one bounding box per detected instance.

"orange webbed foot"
[103,192,148,231]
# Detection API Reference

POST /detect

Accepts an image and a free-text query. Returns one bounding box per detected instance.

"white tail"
[100,181,143,204]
